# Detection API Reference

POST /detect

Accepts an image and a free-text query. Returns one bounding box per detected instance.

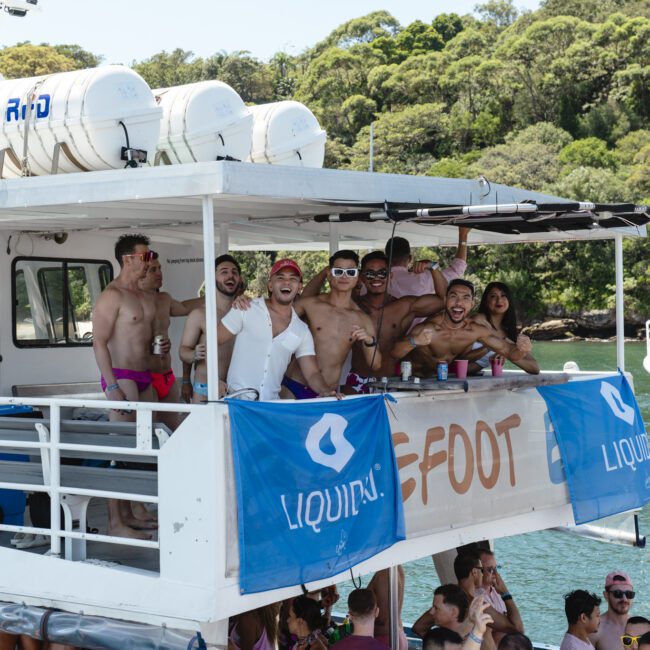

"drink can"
[400,361,412,381]
[153,335,165,355]
[437,362,448,381]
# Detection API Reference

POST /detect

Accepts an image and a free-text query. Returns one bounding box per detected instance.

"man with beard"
[218,259,335,400]
[391,280,533,374]
[179,254,242,401]
[589,571,635,650]
[344,251,446,392]
[92,233,159,539]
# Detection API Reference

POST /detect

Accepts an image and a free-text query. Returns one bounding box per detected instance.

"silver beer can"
[400,361,412,382]
[153,335,165,355]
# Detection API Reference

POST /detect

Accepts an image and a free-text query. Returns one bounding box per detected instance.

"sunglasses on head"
[331,267,359,278]
[124,250,158,262]
[609,589,635,599]
[622,636,642,646]
[362,269,388,280]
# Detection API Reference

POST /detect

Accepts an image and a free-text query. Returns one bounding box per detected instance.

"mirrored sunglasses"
[331,267,359,278]
[362,269,388,280]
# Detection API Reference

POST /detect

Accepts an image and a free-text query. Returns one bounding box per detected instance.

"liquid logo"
[600,381,635,426]
[6,94,51,122]
[305,413,354,472]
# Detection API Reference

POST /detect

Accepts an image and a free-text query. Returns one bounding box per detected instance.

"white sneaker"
[11,533,50,549]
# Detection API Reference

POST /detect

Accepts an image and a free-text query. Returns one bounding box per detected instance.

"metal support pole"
[388,565,399,650]
[329,223,339,256]
[369,122,374,172]
[219,222,229,255]
[49,404,61,558]
[615,234,625,371]
[202,195,220,400]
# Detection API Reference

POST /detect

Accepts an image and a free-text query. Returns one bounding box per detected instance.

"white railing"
[0,396,206,559]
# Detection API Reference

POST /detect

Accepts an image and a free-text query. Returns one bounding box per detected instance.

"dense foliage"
[2,0,649,323]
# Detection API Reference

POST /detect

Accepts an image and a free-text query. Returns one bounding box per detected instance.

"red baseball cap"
[270,258,302,280]
[605,570,633,589]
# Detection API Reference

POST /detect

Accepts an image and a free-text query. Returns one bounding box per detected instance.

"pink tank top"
[230,624,275,650]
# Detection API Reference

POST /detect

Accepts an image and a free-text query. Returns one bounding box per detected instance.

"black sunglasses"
[362,269,388,280]
[609,589,635,599]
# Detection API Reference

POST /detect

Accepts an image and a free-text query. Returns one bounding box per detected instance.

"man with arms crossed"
[282,250,380,399]
[179,255,242,401]
[589,571,635,650]
[391,280,535,374]
[218,259,335,400]
[92,233,159,539]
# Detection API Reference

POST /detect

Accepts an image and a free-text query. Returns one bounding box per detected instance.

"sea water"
[336,341,650,644]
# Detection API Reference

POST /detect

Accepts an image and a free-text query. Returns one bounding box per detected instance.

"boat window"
[12,257,113,347]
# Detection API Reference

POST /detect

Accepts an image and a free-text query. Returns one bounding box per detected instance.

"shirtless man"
[391,279,533,374]
[138,255,189,427]
[92,233,159,539]
[589,571,635,650]
[179,255,242,401]
[280,250,380,399]
[345,251,447,392]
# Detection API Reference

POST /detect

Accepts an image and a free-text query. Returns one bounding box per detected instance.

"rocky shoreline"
[521,310,647,341]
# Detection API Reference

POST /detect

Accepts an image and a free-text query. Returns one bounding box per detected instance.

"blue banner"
[538,373,650,524]
[228,394,405,593]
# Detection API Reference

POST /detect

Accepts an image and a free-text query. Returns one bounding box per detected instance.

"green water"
[339,341,650,643]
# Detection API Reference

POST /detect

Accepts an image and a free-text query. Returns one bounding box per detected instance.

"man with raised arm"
[340,251,446,392]
[218,259,336,400]
[92,233,160,540]
[280,250,380,399]
[179,254,242,401]
[391,279,536,375]
[384,227,470,298]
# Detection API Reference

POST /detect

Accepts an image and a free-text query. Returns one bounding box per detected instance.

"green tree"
[132,49,206,88]
[559,137,618,170]
[474,0,519,27]
[51,44,102,69]
[0,44,77,78]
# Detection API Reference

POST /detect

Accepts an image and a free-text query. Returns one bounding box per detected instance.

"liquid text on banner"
[538,372,650,525]
[228,394,405,594]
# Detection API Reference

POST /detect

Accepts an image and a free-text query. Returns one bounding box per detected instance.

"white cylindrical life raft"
[0,65,161,177]
[154,81,253,164]
[248,100,326,168]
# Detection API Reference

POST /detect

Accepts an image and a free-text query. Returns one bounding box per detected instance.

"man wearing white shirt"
[218,259,336,400]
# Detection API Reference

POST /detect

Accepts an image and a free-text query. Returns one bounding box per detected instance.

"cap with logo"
[270,258,302,280]
[605,570,633,589]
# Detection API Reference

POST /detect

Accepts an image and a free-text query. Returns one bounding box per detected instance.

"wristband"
[468,631,483,644]
[408,336,417,348]
[502,591,513,601]
[182,380,192,385]
[428,262,440,271]
[106,383,119,393]
[363,336,377,348]
[459,241,468,247]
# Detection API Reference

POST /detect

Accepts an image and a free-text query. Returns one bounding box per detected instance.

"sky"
[1,0,541,64]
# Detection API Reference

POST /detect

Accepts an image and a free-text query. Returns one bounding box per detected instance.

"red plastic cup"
[490,356,504,377]
[455,359,468,379]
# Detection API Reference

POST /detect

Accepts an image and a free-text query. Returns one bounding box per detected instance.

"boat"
[0,138,647,647]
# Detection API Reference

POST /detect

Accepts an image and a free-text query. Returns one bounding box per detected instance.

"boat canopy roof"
[0,161,646,249]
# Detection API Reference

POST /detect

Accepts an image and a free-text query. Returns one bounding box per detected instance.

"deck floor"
[0,498,159,572]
